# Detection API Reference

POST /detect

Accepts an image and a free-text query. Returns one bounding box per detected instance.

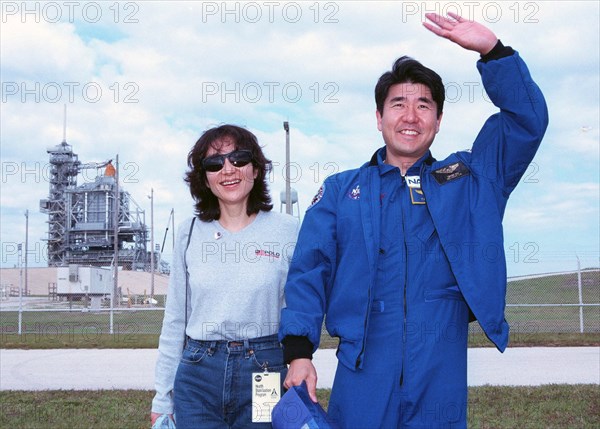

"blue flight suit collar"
[369,147,436,176]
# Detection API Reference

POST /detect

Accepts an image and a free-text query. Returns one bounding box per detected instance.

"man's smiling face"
[376,82,443,171]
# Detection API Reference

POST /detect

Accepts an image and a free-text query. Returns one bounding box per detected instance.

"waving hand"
[423,12,498,55]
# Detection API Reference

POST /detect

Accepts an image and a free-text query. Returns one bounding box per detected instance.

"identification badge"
[405,175,421,189]
[252,372,281,423]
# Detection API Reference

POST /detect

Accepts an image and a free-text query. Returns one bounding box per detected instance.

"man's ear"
[376,109,383,132]
[436,111,444,133]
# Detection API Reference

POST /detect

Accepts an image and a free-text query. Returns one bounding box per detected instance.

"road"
[1,347,598,390]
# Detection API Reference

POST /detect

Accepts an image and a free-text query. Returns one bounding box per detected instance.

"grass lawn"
[1,331,599,349]
[1,270,597,427]
[1,385,598,429]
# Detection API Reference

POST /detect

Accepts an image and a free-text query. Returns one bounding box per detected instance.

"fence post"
[18,244,23,335]
[110,258,115,335]
[576,256,584,333]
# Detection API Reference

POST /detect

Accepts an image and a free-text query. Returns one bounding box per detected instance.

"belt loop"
[244,338,252,359]
[207,340,217,356]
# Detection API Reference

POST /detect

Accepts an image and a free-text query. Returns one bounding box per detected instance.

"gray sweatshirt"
[152,210,299,414]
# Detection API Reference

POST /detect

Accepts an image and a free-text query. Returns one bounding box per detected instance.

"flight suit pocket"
[424,287,465,302]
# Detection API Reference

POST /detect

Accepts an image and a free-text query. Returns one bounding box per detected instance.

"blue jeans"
[174,334,287,429]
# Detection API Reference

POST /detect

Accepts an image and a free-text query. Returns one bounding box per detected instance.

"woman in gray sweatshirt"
[151,124,299,428]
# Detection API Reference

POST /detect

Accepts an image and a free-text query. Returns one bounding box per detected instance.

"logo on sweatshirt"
[255,249,280,259]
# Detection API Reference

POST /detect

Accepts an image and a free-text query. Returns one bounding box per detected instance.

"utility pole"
[149,188,155,304]
[283,121,291,215]
[24,209,28,296]
[18,243,23,334]
[113,155,119,304]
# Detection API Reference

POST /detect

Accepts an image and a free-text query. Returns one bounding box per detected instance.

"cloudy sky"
[1,1,598,276]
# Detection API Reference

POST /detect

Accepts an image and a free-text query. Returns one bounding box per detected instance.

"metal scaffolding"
[40,141,149,269]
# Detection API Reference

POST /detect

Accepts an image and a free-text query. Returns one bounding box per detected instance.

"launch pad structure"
[39,139,151,271]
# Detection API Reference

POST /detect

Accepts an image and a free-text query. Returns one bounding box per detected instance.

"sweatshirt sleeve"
[151,218,193,414]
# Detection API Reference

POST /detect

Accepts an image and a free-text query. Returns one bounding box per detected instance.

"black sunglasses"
[201,150,253,172]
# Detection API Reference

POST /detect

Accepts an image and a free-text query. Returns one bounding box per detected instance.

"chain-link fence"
[470,268,600,338]
[1,268,599,340]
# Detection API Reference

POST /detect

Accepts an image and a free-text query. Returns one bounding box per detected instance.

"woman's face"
[204,138,257,209]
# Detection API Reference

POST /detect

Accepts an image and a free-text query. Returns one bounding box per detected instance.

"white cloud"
[1,1,598,274]
[506,182,600,231]
[1,20,94,80]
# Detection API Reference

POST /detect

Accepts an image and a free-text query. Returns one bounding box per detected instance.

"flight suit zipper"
[399,173,409,386]
[356,285,371,369]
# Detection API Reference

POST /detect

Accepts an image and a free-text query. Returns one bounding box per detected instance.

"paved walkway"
[0,347,598,391]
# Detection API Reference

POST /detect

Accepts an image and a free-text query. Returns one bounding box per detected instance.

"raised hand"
[423,12,498,55]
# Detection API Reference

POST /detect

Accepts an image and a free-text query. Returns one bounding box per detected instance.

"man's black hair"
[375,56,445,117]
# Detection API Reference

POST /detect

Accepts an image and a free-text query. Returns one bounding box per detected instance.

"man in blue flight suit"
[278,12,548,429]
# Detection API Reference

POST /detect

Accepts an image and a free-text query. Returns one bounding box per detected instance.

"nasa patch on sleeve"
[307,184,325,210]
[347,183,360,200]
[431,162,470,185]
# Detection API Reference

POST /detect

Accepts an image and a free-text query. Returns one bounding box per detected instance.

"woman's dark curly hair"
[185,124,273,221]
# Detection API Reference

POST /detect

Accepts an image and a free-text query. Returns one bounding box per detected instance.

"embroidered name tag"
[431,162,470,185]
[410,188,426,205]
